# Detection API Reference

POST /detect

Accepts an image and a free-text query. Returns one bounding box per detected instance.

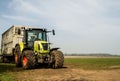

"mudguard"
[50,48,60,52]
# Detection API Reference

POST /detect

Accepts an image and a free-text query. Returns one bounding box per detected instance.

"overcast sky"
[0,0,120,54]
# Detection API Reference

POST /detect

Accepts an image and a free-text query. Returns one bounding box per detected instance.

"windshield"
[27,30,47,42]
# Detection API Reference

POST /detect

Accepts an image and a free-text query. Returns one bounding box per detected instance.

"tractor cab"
[21,28,54,54]
[25,28,47,49]
[26,28,47,41]
[27,29,47,42]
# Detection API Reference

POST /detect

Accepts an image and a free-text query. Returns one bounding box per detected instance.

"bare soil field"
[5,64,120,81]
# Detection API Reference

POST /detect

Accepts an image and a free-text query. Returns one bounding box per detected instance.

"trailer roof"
[2,25,47,35]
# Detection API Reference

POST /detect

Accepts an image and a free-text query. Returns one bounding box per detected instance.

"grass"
[64,57,120,70]
[0,73,13,81]
[0,63,15,81]
[0,63,15,73]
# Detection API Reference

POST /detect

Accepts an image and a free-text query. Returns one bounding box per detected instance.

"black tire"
[2,56,10,63]
[51,50,64,69]
[22,50,36,69]
[14,45,21,67]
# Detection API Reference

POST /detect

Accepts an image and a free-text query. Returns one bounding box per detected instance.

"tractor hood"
[34,40,50,54]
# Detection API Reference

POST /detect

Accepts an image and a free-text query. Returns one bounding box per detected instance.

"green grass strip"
[64,58,120,70]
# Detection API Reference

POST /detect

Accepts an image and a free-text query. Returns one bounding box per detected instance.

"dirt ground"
[9,64,120,81]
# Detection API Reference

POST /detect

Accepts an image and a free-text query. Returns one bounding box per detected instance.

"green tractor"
[14,28,64,69]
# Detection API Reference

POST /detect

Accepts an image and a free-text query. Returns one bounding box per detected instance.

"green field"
[0,57,120,81]
[0,63,15,81]
[65,57,120,70]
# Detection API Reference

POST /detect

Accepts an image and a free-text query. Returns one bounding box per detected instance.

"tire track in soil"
[9,65,120,81]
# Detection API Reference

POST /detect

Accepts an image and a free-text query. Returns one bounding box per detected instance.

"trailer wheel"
[22,50,36,69]
[0,56,3,63]
[15,54,21,67]
[14,45,21,67]
[51,50,64,69]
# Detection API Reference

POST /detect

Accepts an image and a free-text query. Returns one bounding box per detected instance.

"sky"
[0,0,120,54]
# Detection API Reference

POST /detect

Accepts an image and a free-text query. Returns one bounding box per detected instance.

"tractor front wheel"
[51,50,64,69]
[22,50,36,69]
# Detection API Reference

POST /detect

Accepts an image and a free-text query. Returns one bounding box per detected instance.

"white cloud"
[2,14,37,22]
[8,0,46,16]
[50,0,120,34]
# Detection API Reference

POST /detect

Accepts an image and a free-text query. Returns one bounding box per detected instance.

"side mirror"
[52,30,55,35]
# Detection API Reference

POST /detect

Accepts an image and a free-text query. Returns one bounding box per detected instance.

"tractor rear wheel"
[51,50,64,69]
[22,50,36,69]
[14,45,21,67]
